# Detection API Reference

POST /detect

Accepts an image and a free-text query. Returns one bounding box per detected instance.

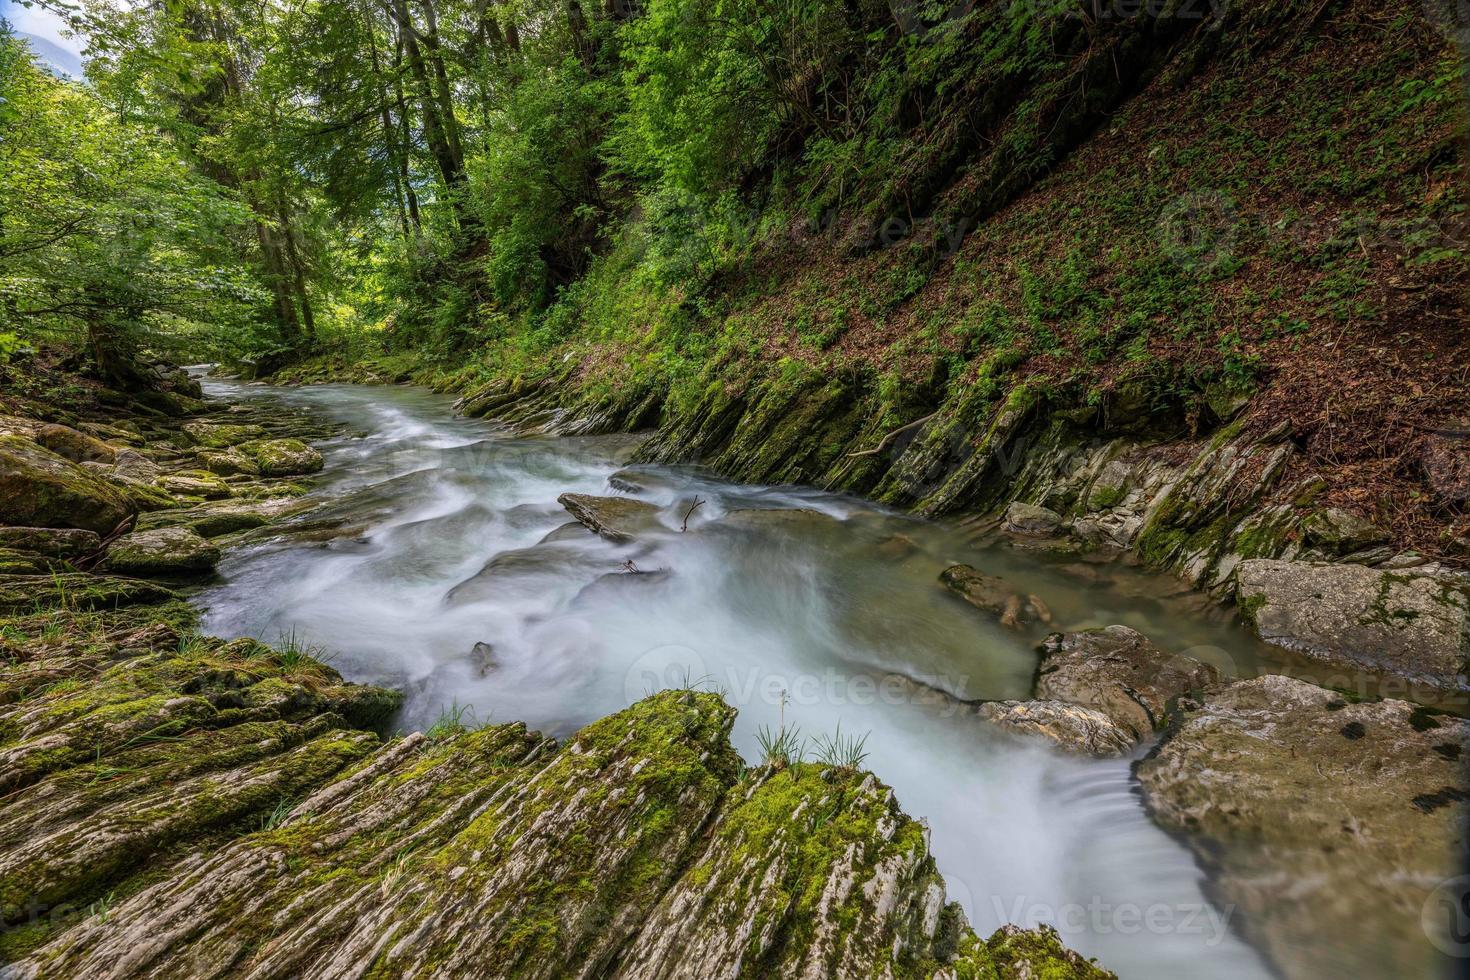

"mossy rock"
[35,424,117,465]
[197,448,260,477]
[180,422,266,449]
[244,438,323,477]
[103,527,221,576]
[0,435,134,534]
[0,573,177,613]
[155,471,234,500]
[0,527,100,559]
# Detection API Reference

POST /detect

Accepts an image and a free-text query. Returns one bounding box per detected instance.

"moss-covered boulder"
[0,436,134,534]
[0,549,73,575]
[180,421,265,448]
[616,762,964,977]
[0,527,100,559]
[155,471,233,500]
[136,497,310,538]
[245,438,323,477]
[34,424,117,465]
[197,448,259,477]
[558,491,662,542]
[1137,675,1468,980]
[1236,560,1470,694]
[104,527,221,575]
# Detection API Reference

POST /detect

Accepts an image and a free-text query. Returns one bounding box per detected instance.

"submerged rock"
[0,436,134,534]
[1136,675,1469,980]
[939,564,1052,630]
[104,527,221,575]
[557,491,662,542]
[1235,559,1470,693]
[246,438,323,477]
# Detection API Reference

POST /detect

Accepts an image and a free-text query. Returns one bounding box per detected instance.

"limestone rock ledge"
[1136,674,1469,980]
[0,602,1111,979]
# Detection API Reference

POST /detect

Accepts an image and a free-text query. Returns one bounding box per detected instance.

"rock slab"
[1236,559,1469,692]
[1136,675,1469,980]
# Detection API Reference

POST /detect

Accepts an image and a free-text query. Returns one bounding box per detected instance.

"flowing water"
[196,378,1281,979]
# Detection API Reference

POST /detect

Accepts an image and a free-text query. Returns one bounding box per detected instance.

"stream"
[195,378,1281,979]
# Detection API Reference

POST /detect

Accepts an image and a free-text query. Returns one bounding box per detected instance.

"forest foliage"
[0,0,1465,411]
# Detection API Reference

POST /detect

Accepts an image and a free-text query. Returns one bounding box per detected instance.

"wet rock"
[469,641,498,676]
[247,438,323,477]
[1136,675,1469,980]
[1001,500,1065,537]
[1034,626,1220,741]
[0,527,101,559]
[180,421,266,448]
[718,506,837,530]
[939,564,1052,630]
[197,448,260,477]
[136,498,310,538]
[977,700,1135,757]
[35,424,117,464]
[104,527,221,575]
[0,435,134,534]
[571,567,674,607]
[557,492,662,542]
[1235,559,1470,692]
[155,471,234,499]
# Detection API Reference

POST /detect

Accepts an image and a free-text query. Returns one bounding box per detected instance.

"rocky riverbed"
[0,366,1113,977]
[0,360,1465,978]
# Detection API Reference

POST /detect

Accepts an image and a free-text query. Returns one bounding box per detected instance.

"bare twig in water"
[845,412,938,458]
[681,496,706,532]
[620,560,640,574]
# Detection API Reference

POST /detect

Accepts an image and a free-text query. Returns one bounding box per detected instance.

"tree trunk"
[363,0,413,239]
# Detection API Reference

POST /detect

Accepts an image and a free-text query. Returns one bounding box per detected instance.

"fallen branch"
[680,496,706,532]
[845,412,938,458]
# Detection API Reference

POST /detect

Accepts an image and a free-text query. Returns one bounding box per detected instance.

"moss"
[1088,484,1125,510]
